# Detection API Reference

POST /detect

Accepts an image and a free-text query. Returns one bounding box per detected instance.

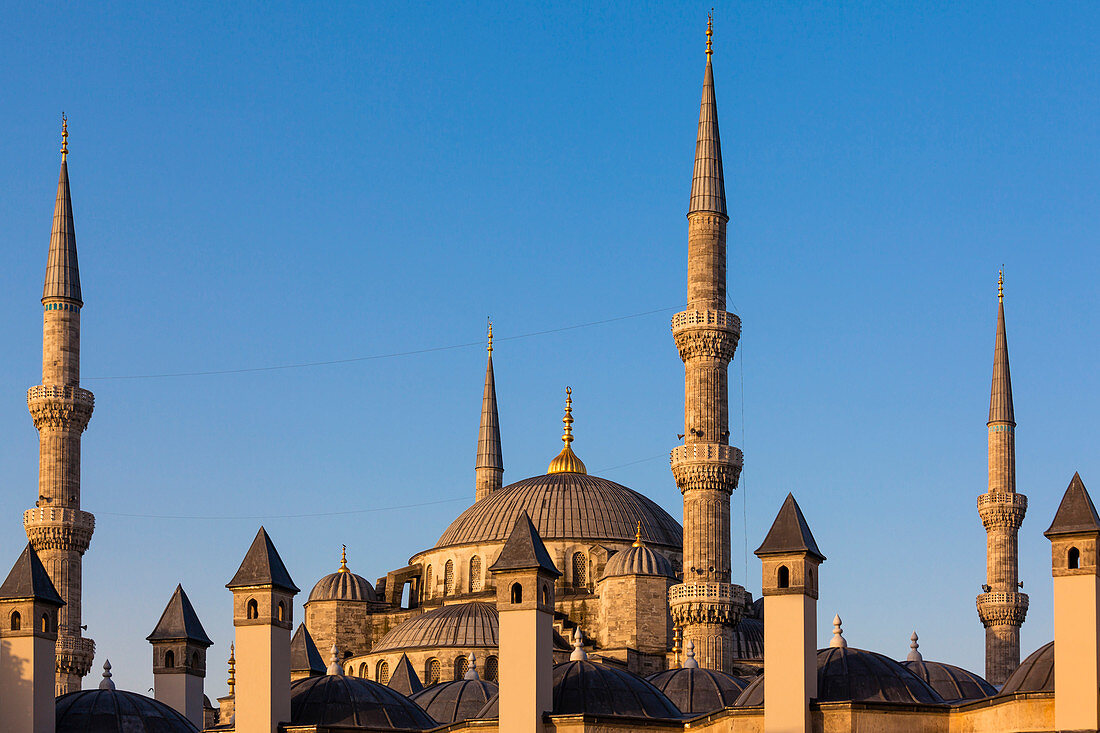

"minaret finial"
[327,644,344,675]
[227,644,236,692]
[998,268,1004,303]
[907,631,923,662]
[563,387,573,445]
[487,318,493,353]
[633,521,644,547]
[683,640,699,668]
[338,545,349,573]
[829,614,847,648]
[706,11,713,59]
[547,386,586,473]
[99,659,115,690]
[570,627,588,661]
[61,113,69,163]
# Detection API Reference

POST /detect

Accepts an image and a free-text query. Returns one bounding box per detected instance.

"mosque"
[3,19,1099,733]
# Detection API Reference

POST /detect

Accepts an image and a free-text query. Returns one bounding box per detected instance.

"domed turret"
[600,523,677,579]
[290,673,436,729]
[410,654,497,724]
[308,546,378,602]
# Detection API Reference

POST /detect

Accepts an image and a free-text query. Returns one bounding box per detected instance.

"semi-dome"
[374,602,498,652]
[477,660,683,720]
[308,547,378,602]
[411,678,498,724]
[435,473,682,550]
[601,534,677,579]
[730,616,764,661]
[290,673,436,729]
[56,689,199,733]
[734,647,944,706]
[902,660,996,701]
[999,641,1053,695]
[647,666,750,715]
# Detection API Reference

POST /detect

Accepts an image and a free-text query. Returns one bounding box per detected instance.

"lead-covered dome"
[436,473,682,550]
[290,674,436,729]
[56,689,198,733]
[308,548,378,602]
[411,678,498,724]
[999,641,1053,695]
[601,543,677,579]
[647,667,750,715]
[902,660,996,701]
[374,602,498,652]
[735,647,944,706]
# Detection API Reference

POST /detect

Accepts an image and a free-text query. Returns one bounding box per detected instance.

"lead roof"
[476,352,503,474]
[989,299,1015,425]
[387,653,424,696]
[146,585,212,646]
[689,56,727,216]
[290,624,326,675]
[488,510,561,576]
[226,526,299,593]
[0,543,64,606]
[754,493,824,561]
[1045,473,1100,538]
[43,161,82,305]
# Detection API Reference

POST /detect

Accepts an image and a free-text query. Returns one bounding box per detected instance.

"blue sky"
[1,2,1098,697]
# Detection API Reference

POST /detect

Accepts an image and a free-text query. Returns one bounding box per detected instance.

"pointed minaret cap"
[488,510,561,576]
[99,660,115,690]
[570,628,588,661]
[326,645,344,676]
[387,653,424,696]
[829,615,847,648]
[907,632,923,662]
[755,493,825,561]
[989,270,1015,426]
[1045,473,1100,538]
[0,543,64,606]
[688,14,726,218]
[476,320,504,475]
[226,527,299,592]
[146,584,213,646]
[683,640,699,669]
[464,652,480,680]
[290,623,325,676]
[43,114,82,305]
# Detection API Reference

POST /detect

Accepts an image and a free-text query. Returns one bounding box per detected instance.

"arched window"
[511,582,523,604]
[444,560,455,596]
[40,613,49,633]
[542,583,550,606]
[424,565,433,600]
[484,655,498,682]
[277,601,286,622]
[377,660,390,684]
[778,565,790,589]
[165,650,175,668]
[572,552,587,588]
[1070,547,1081,570]
[455,654,469,678]
[807,568,813,586]
[10,611,20,631]
[192,652,200,669]
[426,658,441,685]
[247,599,258,619]
[469,556,482,592]
[359,662,368,678]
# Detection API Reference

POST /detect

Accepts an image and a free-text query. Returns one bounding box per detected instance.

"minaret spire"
[26,119,96,694]
[977,271,1028,686]
[475,319,503,502]
[669,18,745,673]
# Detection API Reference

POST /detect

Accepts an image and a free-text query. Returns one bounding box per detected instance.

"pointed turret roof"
[476,332,503,477]
[387,653,424,696]
[688,20,726,217]
[1045,473,1100,538]
[489,510,561,576]
[989,275,1014,425]
[0,544,64,606]
[147,584,213,646]
[755,493,825,561]
[43,118,82,305]
[290,624,325,675]
[226,527,300,592]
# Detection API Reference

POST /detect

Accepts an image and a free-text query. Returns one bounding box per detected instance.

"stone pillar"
[227,528,299,733]
[1044,473,1100,731]
[0,545,65,733]
[489,511,561,733]
[755,494,825,733]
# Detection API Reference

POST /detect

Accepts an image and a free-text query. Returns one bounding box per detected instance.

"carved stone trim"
[56,634,95,678]
[977,492,1028,530]
[976,591,1029,627]
[672,313,741,362]
[671,444,743,494]
[24,508,95,553]
[669,582,745,626]
[27,385,94,432]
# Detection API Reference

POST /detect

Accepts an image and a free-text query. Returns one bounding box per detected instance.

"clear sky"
[1,1,1098,698]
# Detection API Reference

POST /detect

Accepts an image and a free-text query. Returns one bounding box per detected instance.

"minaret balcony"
[56,634,95,677]
[672,309,740,361]
[24,507,95,553]
[27,385,94,431]
[977,492,1028,530]
[669,582,746,626]
[976,591,1029,627]
[670,443,743,494]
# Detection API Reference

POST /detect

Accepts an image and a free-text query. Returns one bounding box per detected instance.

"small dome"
[374,602,498,652]
[999,641,1053,695]
[477,660,682,720]
[734,647,944,706]
[290,674,436,729]
[57,689,198,733]
[902,660,996,701]
[730,617,764,661]
[308,548,377,602]
[647,667,750,715]
[411,679,498,724]
[601,544,676,579]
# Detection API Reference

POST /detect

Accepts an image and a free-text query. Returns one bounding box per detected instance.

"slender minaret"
[976,271,1028,686]
[668,15,745,673]
[475,320,503,502]
[24,116,96,694]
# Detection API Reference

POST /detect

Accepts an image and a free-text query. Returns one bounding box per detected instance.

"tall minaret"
[976,271,1028,686]
[24,116,96,694]
[475,321,503,502]
[668,17,745,673]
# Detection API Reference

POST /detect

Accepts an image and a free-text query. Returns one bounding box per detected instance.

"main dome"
[435,473,682,550]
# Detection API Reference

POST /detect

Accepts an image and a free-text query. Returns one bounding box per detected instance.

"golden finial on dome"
[706,10,713,59]
[60,113,69,163]
[487,318,493,353]
[227,644,236,692]
[998,268,1004,303]
[547,386,587,474]
[338,545,349,573]
[633,521,644,547]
